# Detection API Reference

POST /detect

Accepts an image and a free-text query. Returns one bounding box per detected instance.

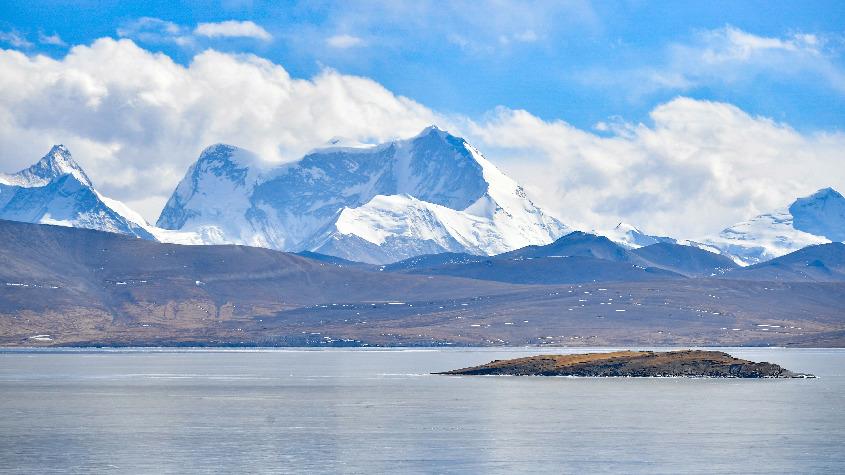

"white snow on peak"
[156,127,568,263]
[0,145,154,239]
[698,187,844,265]
[155,143,265,245]
[601,222,677,249]
[0,145,92,188]
[789,187,845,242]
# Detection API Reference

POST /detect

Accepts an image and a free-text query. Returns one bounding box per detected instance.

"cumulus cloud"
[194,20,272,41]
[0,38,441,221]
[326,34,365,49]
[468,98,845,237]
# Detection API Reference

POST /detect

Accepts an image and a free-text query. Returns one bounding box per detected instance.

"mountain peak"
[192,143,261,184]
[804,187,842,201]
[421,124,444,133]
[4,145,92,188]
[413,125,452,141]
[789,186,845,242]
[614,222,641,233]
[198,143,240,162]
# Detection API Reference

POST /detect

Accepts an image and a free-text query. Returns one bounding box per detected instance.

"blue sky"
[3,0,844,131]
[0,1,844,236]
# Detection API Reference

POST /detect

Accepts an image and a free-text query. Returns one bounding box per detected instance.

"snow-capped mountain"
[697,187,845,265]
[601,222,677,249]
[0,145,154,239]
[13,138,839,269]
[157,126,569,263]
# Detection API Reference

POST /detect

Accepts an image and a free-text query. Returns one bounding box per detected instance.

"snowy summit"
[156,126,569,263]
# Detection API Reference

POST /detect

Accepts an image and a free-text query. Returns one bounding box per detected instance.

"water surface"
[1,347,842,474]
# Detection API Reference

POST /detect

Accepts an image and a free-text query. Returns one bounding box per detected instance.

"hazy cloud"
[38,32,66,46]
[582,26,845,98]
[326,34,365,49]
[118,18,272,47]
[0,30,33,48]
[117,17,194,46]
[194,20,272,41]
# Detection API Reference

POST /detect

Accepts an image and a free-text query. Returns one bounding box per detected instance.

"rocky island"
[436,350,814,378]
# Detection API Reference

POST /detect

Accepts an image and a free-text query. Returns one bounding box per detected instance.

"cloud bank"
[471,99,845,236]
[0,34,842,238]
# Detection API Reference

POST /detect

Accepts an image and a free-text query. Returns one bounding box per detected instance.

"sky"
[1,0,844,237]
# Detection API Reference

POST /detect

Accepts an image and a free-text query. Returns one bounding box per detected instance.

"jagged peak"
[3,144,92,188]
[412,124,457,142]
[419,124,445,135]
[192,143,262,177]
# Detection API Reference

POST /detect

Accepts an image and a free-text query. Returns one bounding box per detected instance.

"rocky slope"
[3,220,845,347]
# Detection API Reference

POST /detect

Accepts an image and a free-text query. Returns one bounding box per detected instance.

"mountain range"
[2,218,843,347]
[1,127,843,265]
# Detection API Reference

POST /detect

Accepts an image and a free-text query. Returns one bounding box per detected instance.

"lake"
[1,347,843,474]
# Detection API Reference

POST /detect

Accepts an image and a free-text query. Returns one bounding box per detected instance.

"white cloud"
[699,27,821,62]
[194,20,272,41]
[0,30,33,48]
[38,32,66,46]
[468,98,845,237]
[326,34,364,49]
[0,38,440,222]
[118,18,271,46]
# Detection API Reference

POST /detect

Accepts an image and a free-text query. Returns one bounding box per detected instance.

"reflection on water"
[0,347,843,474]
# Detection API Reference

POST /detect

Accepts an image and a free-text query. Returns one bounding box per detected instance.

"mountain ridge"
[2,136,843,266]
[155,126,569,263]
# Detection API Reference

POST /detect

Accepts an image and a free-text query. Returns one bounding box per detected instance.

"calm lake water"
[0,347,843,474]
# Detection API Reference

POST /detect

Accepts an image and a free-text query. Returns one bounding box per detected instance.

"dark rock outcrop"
[436,350,813,378]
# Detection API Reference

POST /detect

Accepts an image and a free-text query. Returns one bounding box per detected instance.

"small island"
[436,350,814,378]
